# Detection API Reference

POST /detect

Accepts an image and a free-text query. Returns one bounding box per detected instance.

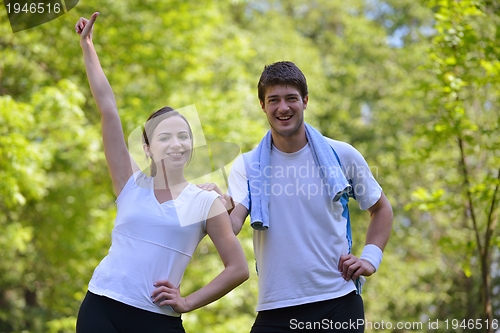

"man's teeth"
[169,153,183,156]
[278,116,291,120]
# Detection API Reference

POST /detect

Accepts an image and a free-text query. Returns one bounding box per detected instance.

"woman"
[75,12,248,333]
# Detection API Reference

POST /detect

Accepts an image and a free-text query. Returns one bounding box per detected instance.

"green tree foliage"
[1,0,499,332]
[0,79,109,332]
[414,0,500,330]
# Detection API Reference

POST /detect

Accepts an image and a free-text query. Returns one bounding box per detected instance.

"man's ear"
[260,100,265,111]
[303,95,309,109]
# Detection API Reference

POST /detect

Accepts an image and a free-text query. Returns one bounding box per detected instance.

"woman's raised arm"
[76,12,136,195]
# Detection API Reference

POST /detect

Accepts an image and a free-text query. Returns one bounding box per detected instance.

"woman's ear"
[143,144,152,158]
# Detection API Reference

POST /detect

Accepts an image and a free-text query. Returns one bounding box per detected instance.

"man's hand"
[338,254,375,281]
[197,182,234,212]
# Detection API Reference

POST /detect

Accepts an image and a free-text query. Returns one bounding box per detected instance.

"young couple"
[75,12,393,333]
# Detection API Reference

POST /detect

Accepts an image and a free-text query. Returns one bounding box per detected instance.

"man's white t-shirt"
[228,138,382,311]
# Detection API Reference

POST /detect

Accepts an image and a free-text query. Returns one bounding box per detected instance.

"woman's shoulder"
[175,183,222,227]
[184,183,220,201]
[115,170,151,203]
[132,169,153,187]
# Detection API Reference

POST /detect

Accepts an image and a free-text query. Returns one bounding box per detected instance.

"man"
[208,61,393,332]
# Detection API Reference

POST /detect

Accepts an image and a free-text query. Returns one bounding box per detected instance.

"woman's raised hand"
[75,12,99,42]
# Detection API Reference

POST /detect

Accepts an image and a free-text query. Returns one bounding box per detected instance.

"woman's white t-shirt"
[88,171,219,316]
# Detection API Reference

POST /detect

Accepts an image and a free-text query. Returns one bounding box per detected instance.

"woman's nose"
[170,137,181,148]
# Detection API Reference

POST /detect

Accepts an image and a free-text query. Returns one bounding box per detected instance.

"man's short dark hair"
[257,61,308,103]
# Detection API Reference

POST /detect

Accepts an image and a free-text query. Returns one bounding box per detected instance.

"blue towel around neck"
[243,123,352,230]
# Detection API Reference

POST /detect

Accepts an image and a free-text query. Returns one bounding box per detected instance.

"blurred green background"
[1,0,499,332]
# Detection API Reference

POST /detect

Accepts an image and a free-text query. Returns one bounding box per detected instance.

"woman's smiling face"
[147,115,193,170]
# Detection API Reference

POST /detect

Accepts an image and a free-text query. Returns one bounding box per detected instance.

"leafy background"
[1,0,499,332]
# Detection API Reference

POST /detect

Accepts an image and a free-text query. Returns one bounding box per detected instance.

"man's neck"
[271,131,308,153]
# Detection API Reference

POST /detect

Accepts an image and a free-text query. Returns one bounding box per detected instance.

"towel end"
[251,222,269,231]
[333,185,352,202]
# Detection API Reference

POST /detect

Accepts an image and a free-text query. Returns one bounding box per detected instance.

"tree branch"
[457,136,483,256]
[484,168,500,256]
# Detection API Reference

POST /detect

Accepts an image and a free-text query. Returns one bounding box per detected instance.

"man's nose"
[278,100,290,112]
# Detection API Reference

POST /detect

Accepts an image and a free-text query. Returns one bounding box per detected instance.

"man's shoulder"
[322,137,370,168]
[230,152,249,174]
[242,146,259,155]
[323,137,356,154]
[240,148,258,164]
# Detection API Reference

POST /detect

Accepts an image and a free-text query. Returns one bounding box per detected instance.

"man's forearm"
[229,204,248,236]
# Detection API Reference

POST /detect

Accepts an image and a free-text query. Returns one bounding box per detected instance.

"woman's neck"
[153,161,187,189]
[152,164,188,203]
